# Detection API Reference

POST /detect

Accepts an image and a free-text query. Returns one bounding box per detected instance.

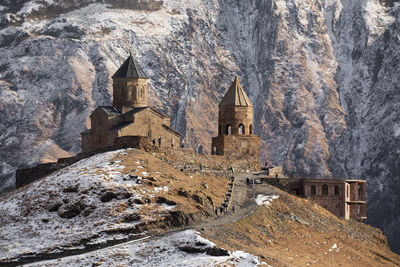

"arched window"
[249,124,253,135]
[311,185,316,195]
[334,185,340,195]
[238,124,245,135]
[322,184,328,195]
[225,124,232,135]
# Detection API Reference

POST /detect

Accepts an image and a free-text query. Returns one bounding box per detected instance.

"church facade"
[81,55,180,153]
[211,76,260,163]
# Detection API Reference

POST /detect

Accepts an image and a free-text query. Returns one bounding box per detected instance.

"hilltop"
[0,148,399,266]
[0,0,399,253]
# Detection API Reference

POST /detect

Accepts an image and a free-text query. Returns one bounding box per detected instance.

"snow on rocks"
[28,230,269,267]
[328,243,339,253]
[255,194,280,207]
[0,149,175,261]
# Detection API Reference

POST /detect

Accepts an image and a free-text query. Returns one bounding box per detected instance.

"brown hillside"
[1,148,399,266]
[199,188,400,266]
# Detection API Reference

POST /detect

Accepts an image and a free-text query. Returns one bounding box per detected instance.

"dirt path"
[196,171,279,230]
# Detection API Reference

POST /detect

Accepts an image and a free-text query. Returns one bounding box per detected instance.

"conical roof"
[219,76,252,107]
[112,55,148,79]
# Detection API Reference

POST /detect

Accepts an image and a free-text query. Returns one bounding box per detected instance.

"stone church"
[211,76,260,162]
[81,54,180,153]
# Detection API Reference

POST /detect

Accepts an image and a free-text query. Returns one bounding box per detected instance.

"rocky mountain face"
[0,0,399,253]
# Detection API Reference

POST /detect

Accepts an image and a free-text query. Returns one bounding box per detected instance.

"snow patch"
[365,0,396,44]
[255,194,279,206]
[28,230,269,267]
[154,186,169,193]
[393,123,400,138]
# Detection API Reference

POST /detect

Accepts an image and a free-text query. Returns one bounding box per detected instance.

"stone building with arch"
[302,179,367,220]
[81,54,180,153]
[211,76,260,164]
[266,178,367,220]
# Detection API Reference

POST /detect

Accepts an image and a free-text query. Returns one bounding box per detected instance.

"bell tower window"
[238,124,245,135]
[225,124,232,135]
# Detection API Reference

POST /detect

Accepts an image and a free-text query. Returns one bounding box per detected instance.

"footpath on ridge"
[196,171,279,229]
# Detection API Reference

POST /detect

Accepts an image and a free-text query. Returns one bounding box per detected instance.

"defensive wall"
[16,136,150,188]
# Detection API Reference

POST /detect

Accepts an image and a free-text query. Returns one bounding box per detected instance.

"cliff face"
[0,0,399,252]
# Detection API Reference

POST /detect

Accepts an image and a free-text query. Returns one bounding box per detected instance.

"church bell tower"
[111,54,149,110]
[211,76,260,165]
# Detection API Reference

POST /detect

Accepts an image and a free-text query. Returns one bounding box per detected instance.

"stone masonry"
[81,54,180,153]
[264,178,367,220]
[211,76,260,166]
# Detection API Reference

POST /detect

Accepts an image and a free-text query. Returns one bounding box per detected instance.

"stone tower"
[112,54,149,110]
[211,76,260,164]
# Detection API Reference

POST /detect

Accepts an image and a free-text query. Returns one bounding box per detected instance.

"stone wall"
[303,179,346,218]
[16,162,59,188]
[263,178,367,220]
[218,105,253,135]
[211,135,260,165]
[262,178,302,195]
[113,136,151,150]
[82,108,180,153]
[16,136,151,189]
[84,108,121,153]
[113,77,149,109]
[117,109,180,149]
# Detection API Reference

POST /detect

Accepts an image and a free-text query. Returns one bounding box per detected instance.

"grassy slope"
[0,148,229,262]
[1,147,399,266]
[200,191,400,266]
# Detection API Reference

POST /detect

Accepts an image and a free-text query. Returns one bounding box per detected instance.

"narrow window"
[249,124,253,135]
[225,124,232,135]
[322,184,328,195]
[127,86,133,99]
[238,124,245,134]
[334,185,340,195]
[311,185,316,195]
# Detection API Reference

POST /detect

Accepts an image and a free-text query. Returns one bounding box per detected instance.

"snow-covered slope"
[27,230,268,267]
[0,0,399,252]
[0,149,173,260]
